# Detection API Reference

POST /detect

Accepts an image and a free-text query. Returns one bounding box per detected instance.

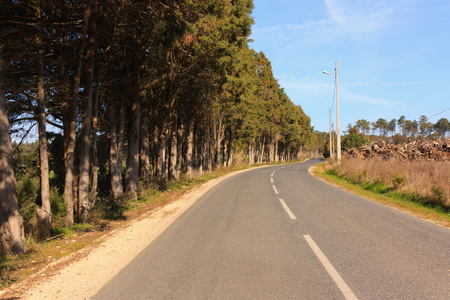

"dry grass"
[331,158,450,207]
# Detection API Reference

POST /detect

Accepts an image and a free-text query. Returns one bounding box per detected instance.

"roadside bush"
[431,186,445,204]
[16,172,40,238]
[50,186,66,228]
[342,132,370,150]
[91,196,128,221]
[325,167,338,177]
[392,172,406,189]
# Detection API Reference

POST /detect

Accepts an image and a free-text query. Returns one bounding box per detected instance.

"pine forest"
[0,0,321,254]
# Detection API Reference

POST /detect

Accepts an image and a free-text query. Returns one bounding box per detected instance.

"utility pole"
[335,61,341,164]
[323,62,341,163]
[329,108,332,158]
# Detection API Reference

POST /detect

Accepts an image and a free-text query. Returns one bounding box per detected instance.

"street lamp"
[323,61,341,164]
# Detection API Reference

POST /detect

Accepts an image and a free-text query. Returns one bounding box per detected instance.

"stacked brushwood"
[344,139,450,161]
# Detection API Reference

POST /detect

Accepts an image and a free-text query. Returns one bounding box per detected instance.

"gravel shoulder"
[2,168,258,300]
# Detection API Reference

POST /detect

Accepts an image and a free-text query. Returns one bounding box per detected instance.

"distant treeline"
[352,116,449,139]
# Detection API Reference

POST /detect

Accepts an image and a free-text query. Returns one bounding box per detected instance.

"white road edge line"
[279,199,297,220]
[303,235,358,300]
[272,185,279,194]
[271,178,274,183]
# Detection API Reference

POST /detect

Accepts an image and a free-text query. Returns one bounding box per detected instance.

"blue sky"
[249,0,450,133]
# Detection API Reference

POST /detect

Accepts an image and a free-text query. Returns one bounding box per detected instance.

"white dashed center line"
[279,199,297,220]
[272,185,279,194]
[303,235,358,300]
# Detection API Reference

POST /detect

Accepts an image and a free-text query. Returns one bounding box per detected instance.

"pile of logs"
[344,139,450,161]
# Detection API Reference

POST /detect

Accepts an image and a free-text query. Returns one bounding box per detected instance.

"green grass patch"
[361,181,390,194]
[50,223,96,238]
[0,254,21,288]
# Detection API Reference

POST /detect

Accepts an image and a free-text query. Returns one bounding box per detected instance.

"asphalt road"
[93,159,450,299]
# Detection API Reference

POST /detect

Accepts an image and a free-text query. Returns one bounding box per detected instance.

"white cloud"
[279,77,405,108]
[345,81,431,86]
[343,92,402,107]
[252,0,411,46]
[325,0,397,34]
[251,18,333,42]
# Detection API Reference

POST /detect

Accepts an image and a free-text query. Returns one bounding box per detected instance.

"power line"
[427,108,450,119]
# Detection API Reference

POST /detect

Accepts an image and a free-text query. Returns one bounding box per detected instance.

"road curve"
[94,159,450,299]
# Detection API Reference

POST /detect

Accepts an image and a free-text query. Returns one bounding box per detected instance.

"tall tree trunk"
[35,4,51,239]
[151,125,159,178]
[124,43,140,200]
[169,116,177,180]
[223,136,227,167]
[275,142,279,162]
[207,131,212,171]
[64,0,92,227]
[227,125,234,167]
[57,30,71,177]
[269,141,274,163]
[73,147,80,221]
[157,126,167,184]
[117,101,125,174]
[109,101,123,200]
[199,133,204,174]
[215,116,223,169]
[124,99,140,199]
[248,143,254,165]
[186,119,194,178]
[139,114,150,184]
[176,118,183,180]
[0,58,26,255]
[193,132,198,170]
[79,4,97,223]
[259,137,265,164]
[89,80,100,202]
[165,141,169,180]
[64,92,76,227]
